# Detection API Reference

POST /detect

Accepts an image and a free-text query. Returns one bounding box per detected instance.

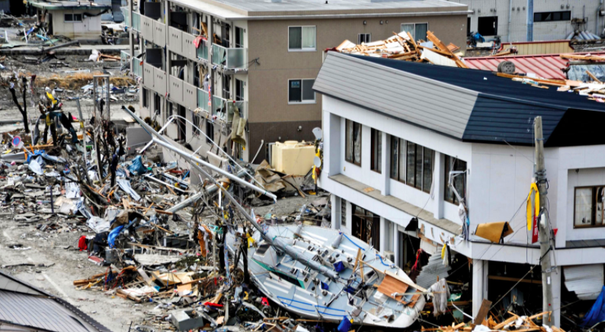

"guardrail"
[211,44,247,69]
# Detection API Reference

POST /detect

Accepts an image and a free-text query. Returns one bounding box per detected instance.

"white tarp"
[564,264,604,300]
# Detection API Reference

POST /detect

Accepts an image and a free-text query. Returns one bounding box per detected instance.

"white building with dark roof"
[315,51,605,327]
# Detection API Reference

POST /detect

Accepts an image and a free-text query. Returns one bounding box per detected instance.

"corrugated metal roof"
[464,52,605,80]
[564,265,604,300]
[0,272,111,332]
[313,52,478,140]
[315,53,605,147]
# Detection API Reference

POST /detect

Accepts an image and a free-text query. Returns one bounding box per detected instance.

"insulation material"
[564,265,604,300]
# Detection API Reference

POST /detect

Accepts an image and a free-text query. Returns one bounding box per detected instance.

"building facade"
[316,51,605,326]
[124,0,468,163]
[450,0,604,42]
[28,1,109,40]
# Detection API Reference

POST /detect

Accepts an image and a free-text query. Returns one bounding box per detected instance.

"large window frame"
[389,136,434,193]
[444,155,467,205]
[574,186,605,228]
[358,33,371,44]
[345,120,362,166]
[288,79,315,104]
[288,26,316,52]
[64,13,83,22]
[352,204,380,250]
[400,22,428,41]
[534,11,571,22]
[371,129,382,173]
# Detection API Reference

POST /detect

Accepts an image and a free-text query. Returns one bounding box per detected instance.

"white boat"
[227,224,426,329]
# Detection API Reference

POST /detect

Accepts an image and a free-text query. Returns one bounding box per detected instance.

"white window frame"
[64,13,83,22]
[288,25,316,52]
[288,78,316,105]
[358,33,371,44]
[400,22,428,40]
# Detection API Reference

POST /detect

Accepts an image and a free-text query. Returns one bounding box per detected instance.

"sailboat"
[226,223,426,328]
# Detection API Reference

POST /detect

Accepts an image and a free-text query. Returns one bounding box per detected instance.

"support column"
[433,152,444,219]
[331,195,341,230]
[345,200,352,235]
[472,259,488,318]
[381,131,390,196]
[393,224,400,268]
[379,217,386,254]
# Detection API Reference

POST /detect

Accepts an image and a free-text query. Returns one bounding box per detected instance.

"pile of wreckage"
[334,30,467,68]
[429,311,565,332]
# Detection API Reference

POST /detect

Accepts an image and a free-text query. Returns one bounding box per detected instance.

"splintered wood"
[335,31,465,68]
[422,311,565,332]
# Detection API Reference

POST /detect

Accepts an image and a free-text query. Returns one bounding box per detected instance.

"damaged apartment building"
[123,0,468,163]
[316,51,605,327]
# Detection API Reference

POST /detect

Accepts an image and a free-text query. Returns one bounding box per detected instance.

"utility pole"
[534,116,553,323]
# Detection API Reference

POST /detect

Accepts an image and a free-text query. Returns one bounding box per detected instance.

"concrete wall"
[51,9,103,40]
[246,14,467,161]
[453,0,604,42]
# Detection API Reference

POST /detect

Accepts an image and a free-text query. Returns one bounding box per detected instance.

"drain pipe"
[597,0,603,37]
[527,0,533,42]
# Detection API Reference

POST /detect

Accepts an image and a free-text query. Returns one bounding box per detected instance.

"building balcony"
[132,58,142,78]
[197,39,209,61]
[211,44,247,70]
[120,8,141,32]
[197,88,209,112]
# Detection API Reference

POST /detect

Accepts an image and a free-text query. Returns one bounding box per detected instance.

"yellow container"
[271,141,315,175]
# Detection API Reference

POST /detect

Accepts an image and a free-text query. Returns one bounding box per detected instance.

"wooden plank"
[426,30,468,69]
[473,299,492,325]
[488,275,542,284]
[586,70,603,83]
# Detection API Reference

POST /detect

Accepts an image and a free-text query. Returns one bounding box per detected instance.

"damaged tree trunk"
[8,80,29,133]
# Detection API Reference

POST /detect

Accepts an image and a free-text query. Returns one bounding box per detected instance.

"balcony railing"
[197,39,209,61]
[132,12,141,32]
[211,95,227,119]
[211,44,247,69]
[121,7,129,26]
[120,50,130,68]
[132,58,142,78]
[197,89,209,111]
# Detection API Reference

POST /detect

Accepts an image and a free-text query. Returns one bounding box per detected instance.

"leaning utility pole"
[534,116,553,323]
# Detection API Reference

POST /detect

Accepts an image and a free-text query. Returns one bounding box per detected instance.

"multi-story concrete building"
[316,51,605,326]
[123,0,468,162]
[451,0,604,42]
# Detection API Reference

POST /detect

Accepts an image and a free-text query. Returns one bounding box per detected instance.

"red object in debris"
[553,228,558,237]
[78,235,87,251]
[203,302,224,308]
[261,297,270,306]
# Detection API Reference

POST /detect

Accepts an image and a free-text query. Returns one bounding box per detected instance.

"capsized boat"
[227,224,426,328]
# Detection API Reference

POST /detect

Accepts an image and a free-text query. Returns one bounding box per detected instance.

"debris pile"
[428,311,565,332]
[334,30,467,68]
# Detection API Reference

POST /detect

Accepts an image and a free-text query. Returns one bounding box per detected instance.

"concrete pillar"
[331,195,341,230]
[381,131,390,196]
[472,259,489,318]
[345,200,352,235]
[379,217,387,254]
[433,151,444,219]
[393,225,400,267]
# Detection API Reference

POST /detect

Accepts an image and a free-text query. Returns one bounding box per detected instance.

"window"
[235,26,244,48]
[352,205,380,250]
[371,129,381,173]
[478,16,497,36]
[406,142,434,193]
[142,88,149,108]
[64,13,82,22]
[400,23,428,41]
[345,120,361,166]
[192,111,200,134]
[534,11,571,22]
[236,79,244,101]
[288,79,315,104]
[574,186,605,228]
[358,33,371,44]
[206,121,214,144]
[444,155,467,205]
[288,26,316,51]
[389,136,433,193]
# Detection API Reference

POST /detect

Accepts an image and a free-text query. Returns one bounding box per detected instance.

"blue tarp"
[582,286,605,327]
[108,226,124,248]
[333,261,345,272]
